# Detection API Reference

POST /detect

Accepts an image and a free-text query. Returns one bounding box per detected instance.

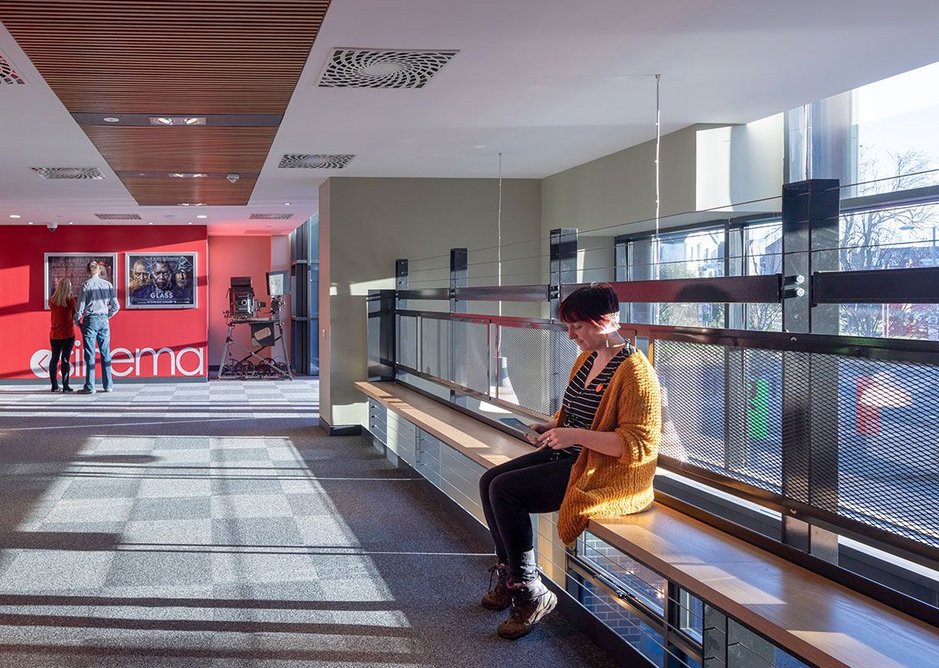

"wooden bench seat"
[590,506,939,668]
[355,380,533,468]
[358,380,939,668]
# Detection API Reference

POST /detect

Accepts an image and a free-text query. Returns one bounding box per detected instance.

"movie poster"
[125,253,197,309]
[44,253,117,310]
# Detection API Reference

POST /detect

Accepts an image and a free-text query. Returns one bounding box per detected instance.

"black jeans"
[479,447,576,583]
[49,337,75,388]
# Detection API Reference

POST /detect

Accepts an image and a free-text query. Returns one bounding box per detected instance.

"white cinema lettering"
[135,347,205,376]
[175,347,204,377]
[30,345,204,378]
[111,347,135,377]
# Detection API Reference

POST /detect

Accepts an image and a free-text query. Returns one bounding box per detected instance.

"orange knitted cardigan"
[556,348,661,544]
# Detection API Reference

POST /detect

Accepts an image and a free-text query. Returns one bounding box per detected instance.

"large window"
[626,226,726,328]
[834,201,939,340]
[854,61,939,195]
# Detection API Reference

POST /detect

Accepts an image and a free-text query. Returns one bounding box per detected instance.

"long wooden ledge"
[356,380,532,469]
[590,507,939,668]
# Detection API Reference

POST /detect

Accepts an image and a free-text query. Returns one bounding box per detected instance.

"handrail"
[565,275,783,304]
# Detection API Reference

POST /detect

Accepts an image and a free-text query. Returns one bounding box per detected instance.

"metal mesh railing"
[420,317,450,379]
[656,340,784,494]
[450,318,489,395]
[654,336,939,552]
[397,314,418,370]
[496,325,579,416]
[831,356,939,549]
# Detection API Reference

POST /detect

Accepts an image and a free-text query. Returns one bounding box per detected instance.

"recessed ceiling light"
[103,117,120,123]
[188,222,193,225]
[284,202,291,206]
[148,222,154,225]
[196,214,207,219]
[67,221,74,225]
[150,116,206,126]
[27,221,34,225]
[9,214,20,219]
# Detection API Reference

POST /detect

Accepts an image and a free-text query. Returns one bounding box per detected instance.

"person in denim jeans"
[74,261,120,394]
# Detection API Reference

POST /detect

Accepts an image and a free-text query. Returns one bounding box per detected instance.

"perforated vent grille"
[318,48,458,89]
[249,213,294,220]
[95,213,142,220]
[0,53,25,84]
[278,154,354,169]
[32,167,104,180]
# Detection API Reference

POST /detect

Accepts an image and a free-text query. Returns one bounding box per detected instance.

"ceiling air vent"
[32,167,105,180]
[0,52,25,84]
[279,154,354,169]
[95,213,142,220]
[250,213,294,220]
[318,48,458,89]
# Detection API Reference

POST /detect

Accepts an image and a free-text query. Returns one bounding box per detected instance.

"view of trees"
[840,148,939,338]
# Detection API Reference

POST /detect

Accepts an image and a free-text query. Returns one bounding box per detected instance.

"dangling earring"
[604,337,611,349]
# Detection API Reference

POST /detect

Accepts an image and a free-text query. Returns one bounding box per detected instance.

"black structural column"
[449,248,468,404]
[780,179,841,562]
[549,228,578,412]
[549,228,578,319]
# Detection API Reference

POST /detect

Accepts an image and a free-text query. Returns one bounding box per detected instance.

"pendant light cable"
[654,73,662,279]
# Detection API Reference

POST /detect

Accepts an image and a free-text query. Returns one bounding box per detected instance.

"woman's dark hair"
[558,283,620,326]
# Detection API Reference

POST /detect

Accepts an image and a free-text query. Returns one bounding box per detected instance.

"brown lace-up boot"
[497,575,557,639]
[481,563,511,611]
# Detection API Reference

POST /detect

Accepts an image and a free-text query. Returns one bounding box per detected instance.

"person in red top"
[49,278,77,392]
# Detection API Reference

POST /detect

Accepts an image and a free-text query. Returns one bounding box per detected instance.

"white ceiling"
[2,0,939,235]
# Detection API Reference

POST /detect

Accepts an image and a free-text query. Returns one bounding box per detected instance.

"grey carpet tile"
[136,478,213,499]
[0,550,114,591]
[105,551,214,588]
[129,497,212,522]
[42,498,136,524]
[210,518,302,546]
[59,478,142,500]
[209,494,292,520]
[209,447,271,463]
[209,477,283,496]
[120,519,213,545]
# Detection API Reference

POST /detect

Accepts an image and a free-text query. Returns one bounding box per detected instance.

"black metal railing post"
[781,179,841,562]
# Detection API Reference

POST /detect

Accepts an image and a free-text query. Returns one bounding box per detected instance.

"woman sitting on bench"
[478,282,661,639]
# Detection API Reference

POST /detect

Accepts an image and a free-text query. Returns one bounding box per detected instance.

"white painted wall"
[319,177,542,427]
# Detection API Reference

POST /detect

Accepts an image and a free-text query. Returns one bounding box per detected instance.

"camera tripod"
[217,315,292,381]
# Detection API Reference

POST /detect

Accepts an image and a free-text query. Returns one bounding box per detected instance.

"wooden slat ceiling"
[119,177,259,207]
[0,0,331,206]
[83,127,279,173]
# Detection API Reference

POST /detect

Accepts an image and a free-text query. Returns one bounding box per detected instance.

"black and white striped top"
[559,346,635,456]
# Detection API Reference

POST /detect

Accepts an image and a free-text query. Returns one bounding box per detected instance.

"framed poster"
[44,253,117,310]
[125,253,197,309]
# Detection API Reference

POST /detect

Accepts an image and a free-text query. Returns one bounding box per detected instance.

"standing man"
[74,260,120,394]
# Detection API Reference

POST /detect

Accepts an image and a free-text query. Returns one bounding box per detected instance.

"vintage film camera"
[227,276,266,320]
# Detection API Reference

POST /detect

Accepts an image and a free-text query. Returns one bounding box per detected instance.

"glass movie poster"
[44,253,118,310]
[125,253,197,309]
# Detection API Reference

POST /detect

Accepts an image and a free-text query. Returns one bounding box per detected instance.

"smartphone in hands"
[500,417,545,440]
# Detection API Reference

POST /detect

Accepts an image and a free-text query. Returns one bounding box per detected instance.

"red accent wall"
[206,235,273,367]
[0,226,208,380]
